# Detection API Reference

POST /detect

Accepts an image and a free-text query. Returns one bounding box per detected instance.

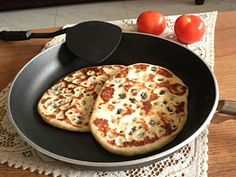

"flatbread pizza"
[90,63,188,156]
[38,65,124,132]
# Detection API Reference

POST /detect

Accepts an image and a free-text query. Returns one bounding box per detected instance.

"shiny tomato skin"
[174,15,206,44]
[137,11,166,35]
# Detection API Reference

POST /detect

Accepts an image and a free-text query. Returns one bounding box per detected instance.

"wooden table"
[0,11,235,177]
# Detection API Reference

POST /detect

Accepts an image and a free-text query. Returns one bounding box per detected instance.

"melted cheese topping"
[91,63,188,150]
[38,65,124,131]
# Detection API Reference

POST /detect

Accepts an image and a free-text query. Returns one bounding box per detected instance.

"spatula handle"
[0,31,32,40]
[0,28,66,41]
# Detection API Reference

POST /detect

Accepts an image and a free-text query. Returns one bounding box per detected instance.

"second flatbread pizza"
[90,63,188,156]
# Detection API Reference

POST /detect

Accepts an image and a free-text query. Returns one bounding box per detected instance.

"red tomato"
[174,15,206,44]
[137,11,166,35]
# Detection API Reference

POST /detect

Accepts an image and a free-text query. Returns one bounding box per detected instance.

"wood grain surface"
[208,11,236,177]
[0,12,235,177]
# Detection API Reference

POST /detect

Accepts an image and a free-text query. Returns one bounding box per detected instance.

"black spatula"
[0,21,122,64]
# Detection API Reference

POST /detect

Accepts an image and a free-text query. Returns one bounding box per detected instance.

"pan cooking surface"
[8,33,218,169]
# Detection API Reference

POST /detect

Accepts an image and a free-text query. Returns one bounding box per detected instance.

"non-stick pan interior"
[9,33,217,165]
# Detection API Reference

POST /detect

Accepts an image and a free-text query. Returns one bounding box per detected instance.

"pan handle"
[213,100,236,124]
[217,100,236,116]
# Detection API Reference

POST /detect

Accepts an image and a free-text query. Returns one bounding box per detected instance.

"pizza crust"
[91,125,183,156]
[38,109,82,131]
[90,63,188,156]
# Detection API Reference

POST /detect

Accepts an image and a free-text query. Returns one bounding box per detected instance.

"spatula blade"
[66,21,122,64]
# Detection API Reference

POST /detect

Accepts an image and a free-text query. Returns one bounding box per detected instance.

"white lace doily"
[0,11,217,177]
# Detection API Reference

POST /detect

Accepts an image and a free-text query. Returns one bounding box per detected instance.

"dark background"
[0,0,118,11]
[0,0,204,11]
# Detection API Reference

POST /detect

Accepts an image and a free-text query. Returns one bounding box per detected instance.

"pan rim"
[7,32,219,169]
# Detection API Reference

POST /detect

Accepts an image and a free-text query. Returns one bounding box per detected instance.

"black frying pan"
[8,32,219,170]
